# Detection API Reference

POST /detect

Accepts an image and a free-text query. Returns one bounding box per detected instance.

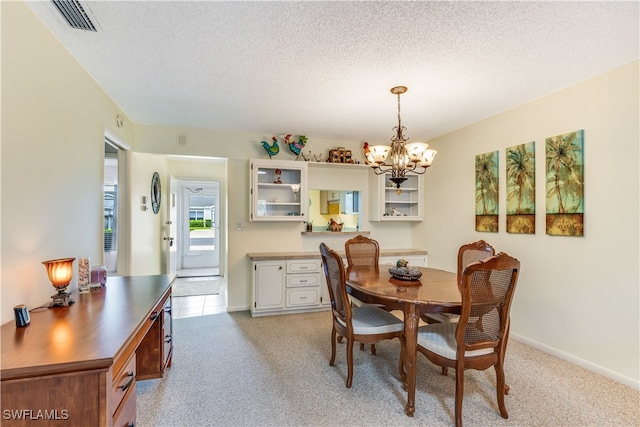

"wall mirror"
[308,189,360,231]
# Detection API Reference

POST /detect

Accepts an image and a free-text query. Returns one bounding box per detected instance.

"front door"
[179,182,220,272]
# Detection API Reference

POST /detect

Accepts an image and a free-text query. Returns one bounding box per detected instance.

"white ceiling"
[26,1,639,144]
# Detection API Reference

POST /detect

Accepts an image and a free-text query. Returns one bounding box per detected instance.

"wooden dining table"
[345,264,460,417]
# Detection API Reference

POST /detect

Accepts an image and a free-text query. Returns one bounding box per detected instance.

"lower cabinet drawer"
[286,288,319,307]
[286,274,320,287]
[112,382,136,427]
[287,260,321,273]
[111,353,136,417]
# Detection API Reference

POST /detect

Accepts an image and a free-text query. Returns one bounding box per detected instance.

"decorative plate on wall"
[151,172,161,214]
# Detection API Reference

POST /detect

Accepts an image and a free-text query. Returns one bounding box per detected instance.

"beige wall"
[1,1,637,389]
[1,2,134,318]
[418,61,639,386]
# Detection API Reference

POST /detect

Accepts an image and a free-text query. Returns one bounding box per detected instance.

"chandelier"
[366,86,437,189]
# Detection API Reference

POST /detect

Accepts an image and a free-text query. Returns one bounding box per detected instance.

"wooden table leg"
[404,303,419,417]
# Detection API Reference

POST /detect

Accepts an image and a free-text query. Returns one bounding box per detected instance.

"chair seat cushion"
[417,322,494,360]
[423,312,459,323]
[337,304,404,334]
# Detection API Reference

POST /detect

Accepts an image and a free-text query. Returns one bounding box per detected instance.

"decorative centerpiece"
[328,218,343,232]
[389,258,422,281]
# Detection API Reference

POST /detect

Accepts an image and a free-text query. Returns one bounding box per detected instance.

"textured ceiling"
[26,1,639,144]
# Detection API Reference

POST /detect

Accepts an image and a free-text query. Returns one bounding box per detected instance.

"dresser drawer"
[286,288,319,306]
[111,353,136,417]
[112,381,136,427]
[287,260,321,274]
[286,274,320,288]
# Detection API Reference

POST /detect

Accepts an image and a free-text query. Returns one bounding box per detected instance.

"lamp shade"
[420,149,437,167]
[405,142,430,162]
[42,258,75,289]
[367,145,392,165]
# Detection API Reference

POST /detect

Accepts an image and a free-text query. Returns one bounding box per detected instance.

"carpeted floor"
[136,311,639,427]
[172,277,220,297]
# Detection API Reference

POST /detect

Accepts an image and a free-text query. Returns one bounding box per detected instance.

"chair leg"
[494,364,509,418]
[346,337,354,388]
[454,364,465,427]
[441,366,449,376]
[329,328,337,366]
[358,343,376,354]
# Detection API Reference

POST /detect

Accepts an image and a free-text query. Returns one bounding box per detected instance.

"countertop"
[247,248,428,261]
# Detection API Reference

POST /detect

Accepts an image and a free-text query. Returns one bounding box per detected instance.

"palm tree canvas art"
[506,141,536,234]
[545,130,584,236]
[475,150,499,232]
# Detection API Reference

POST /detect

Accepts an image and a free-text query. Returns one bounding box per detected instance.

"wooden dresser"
[1,275,173,426]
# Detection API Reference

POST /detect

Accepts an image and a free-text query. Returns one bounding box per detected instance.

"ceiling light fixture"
[366,86,437,189]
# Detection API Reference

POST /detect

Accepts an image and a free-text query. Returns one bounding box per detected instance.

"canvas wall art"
[545,129,584,236]
[506,141,535,234]
[475,150,499,232]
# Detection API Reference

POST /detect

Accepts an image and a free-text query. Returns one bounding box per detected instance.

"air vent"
[51,0,97,32]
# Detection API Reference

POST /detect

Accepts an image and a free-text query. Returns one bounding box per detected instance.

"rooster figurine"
[285,134,308,156]
[363,142,371,165]
[261,136,280,159]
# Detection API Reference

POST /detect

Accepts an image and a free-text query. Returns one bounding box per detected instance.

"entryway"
[172,276,226,318]
[177,181,220,276]
[171,179,226,316]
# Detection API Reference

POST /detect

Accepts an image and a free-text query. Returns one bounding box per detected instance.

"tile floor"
[172,276,227,319]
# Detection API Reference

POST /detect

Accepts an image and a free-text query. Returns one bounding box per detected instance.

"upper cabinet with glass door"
[370,172,424,221]
[250,159,308,222]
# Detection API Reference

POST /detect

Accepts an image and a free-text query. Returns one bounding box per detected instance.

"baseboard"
[511,332,639,391]
[227,305,250,313]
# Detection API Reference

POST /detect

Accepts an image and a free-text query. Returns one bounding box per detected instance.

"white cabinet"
[370,172,424,221]
[250,159,308,222]
[252,258,328,317]
[250,250,427,315]
[253,262,285,312]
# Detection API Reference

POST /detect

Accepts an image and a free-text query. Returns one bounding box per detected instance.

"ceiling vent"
[51,0,97,32]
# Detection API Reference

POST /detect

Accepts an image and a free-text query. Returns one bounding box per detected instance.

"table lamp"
[42,257,76,307]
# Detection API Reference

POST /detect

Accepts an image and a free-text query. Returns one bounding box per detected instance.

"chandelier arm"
[372,164,393,175]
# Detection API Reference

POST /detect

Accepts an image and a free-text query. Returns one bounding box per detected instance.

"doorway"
[177,181,220,277]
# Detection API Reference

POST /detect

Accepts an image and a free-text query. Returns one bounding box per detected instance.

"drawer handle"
[300,296,307,300]
[164,306,172,314]
[299,279,307,283]
[120,372,135,392]
[149,311,160,321]
[165,334,172,343]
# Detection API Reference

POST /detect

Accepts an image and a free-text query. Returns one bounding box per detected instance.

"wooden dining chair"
[345,235,380,270]
[416,252,520,427]
[423,240,495,324]
[343,235,388,352]
[319,242,405,388]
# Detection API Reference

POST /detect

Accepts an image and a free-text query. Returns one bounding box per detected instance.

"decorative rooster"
[261,136,279,158]
[284,134,308,156]
[363,142,371,165]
